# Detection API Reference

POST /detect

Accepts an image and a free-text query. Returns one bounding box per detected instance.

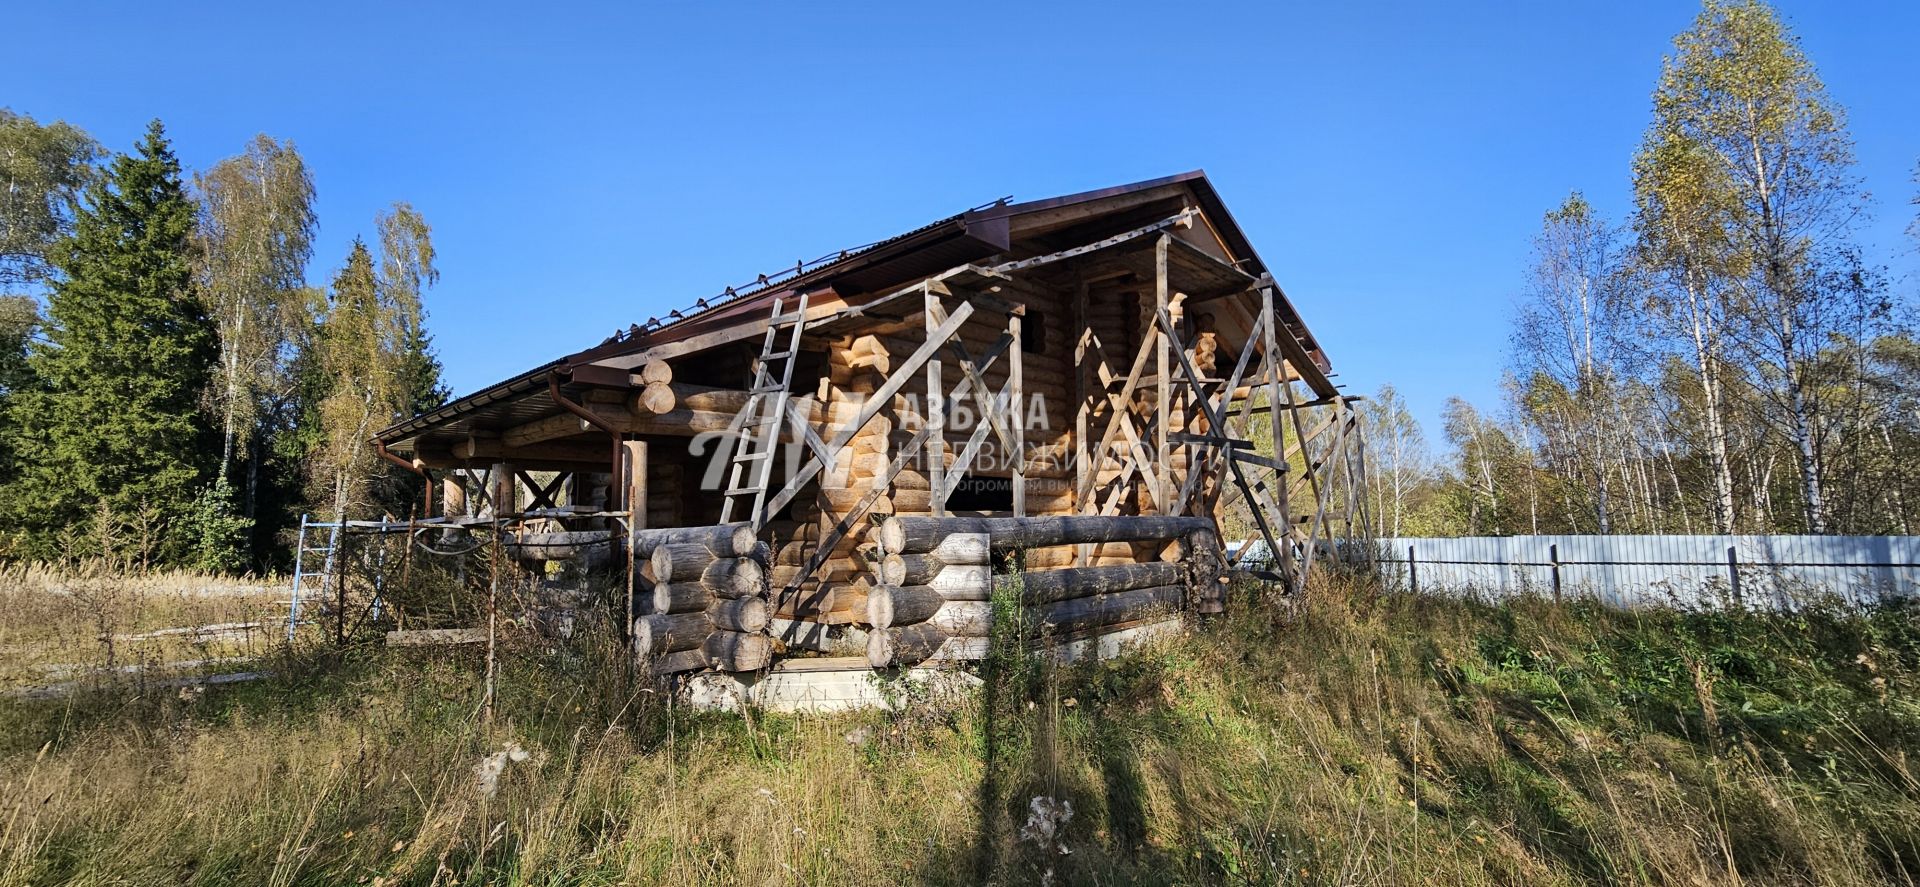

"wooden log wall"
[865,533,991,667]
[849,292,1074,518]
[859,516,1226,667]
[630,523,775,674]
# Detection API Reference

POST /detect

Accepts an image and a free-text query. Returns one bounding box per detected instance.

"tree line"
[0,117,445,572]
[1363,0,1919,539]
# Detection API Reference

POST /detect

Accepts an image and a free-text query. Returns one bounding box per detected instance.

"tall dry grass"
[0,562,285,692]
[0,568,1914,885]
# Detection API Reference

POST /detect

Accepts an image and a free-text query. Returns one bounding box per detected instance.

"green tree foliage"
[0,295,40,484]
[0,121,224,565]
[193,134,317,478]
[307,203,444,521]
[1409,0,1912,539]
[1361,385,1435,537]
[1642,0,1883,532]
[0,109,98,294]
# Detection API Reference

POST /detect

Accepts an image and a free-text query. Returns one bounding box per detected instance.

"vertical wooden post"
[442,473,467,518]
[623,440,648,638]
[623,441,648,531]
[1154,234,1171,513]
[924,283,947,517]
[1010,307,1025,517]
[1072,278,1092,564]
[489,462,515,519]
[1259,288,1295,581]
[1408,544,1417,594]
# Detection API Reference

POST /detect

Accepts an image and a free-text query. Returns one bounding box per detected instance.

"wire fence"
[1374,535,1920,609]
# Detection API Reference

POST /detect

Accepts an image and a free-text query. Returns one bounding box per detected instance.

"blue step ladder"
[288,514,340,643]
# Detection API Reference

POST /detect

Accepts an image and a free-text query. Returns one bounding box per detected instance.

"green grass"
[1,570,1916,885]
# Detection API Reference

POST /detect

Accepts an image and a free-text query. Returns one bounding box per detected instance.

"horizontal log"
[928,600,993,637]
[502,531,616,561]
[631,524,756,558]
[767,617,858,654]
[771,584,835,618]
[649,648,708,675]
[877,515,1214,554]
[1037,585,1183,634]
[650,543,718,582]
[634,612,712,657]
[874,531,989,563]
[1016,562,1186,606]
[927,564,992,600]
[867,623,950,667]
[703,630,773,672]
[931,635,991,661]
[707,596,771,633]
[889,488,1075,514]
[385,628,487,647]
[875,550,993,589]
[650,583,713,615]
[650,548,764,598]
[866,584,945,629]
[627,383,828,420]
[705,557,767,599]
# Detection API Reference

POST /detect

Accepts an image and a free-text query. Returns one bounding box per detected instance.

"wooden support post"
[1072,277,1092,565]
[1408,544,1417,594]
[624,441,648,530]
[1011,307,1025,517]
[489,462,515,519]
[925,283,947,517]
[1154,234,1171,513]
[442,473,467,518]
[623,439,647,638]
[1261,288,1295,581]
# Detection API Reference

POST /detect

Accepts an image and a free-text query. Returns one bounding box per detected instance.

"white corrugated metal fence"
[1375,535,1920,608]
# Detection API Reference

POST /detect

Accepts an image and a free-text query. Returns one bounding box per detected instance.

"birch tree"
[1512,193,1631,533]
[1641,0,1879,533]
[193,135,317,478]
[310,203,442,521]
[1363,384,1427,537]
[0,109,97,294]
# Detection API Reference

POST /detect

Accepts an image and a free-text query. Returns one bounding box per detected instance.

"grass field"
[1,567,1916,885]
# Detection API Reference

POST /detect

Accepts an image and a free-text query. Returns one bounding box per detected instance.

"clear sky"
[9,1,1917,442]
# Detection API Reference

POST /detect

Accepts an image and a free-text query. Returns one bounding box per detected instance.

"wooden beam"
[762,299,976,519]
[1154,234,1172,513]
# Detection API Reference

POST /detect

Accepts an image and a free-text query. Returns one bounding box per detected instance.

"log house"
[374,172,1370,676]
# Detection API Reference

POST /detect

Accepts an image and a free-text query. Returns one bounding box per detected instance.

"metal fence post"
[1727,546,1742,607]
[1408,544,1417,594]
[1549,543,1562,603]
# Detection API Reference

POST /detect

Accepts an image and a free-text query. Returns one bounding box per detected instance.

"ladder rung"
[752,385,786,395]
[724,487,761,497]
[734,450,773,462]
[764,350,794,361]
[771,311,805,325]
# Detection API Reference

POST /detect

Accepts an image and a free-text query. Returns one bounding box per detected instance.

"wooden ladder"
[719,293,809,530]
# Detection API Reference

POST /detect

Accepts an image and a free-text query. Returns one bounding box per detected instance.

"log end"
[865,629,894,668]
[732,525,763,558]
[636,381,677,414]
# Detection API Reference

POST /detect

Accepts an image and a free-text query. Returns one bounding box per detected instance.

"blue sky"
[9,1,1917,443]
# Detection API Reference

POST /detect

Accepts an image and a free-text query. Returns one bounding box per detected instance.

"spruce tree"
[2,121,220,565]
